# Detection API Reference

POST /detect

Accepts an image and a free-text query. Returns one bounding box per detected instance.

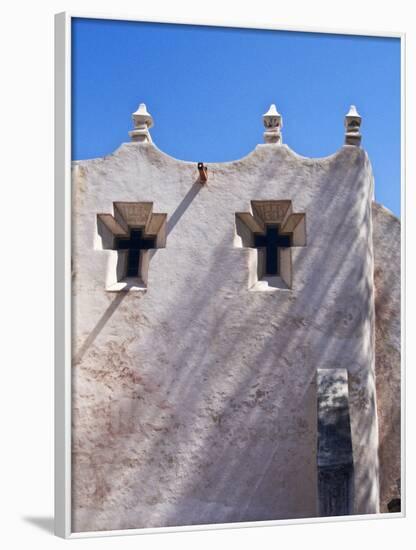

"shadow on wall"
[77,179,203,364]
[72,155,379,531]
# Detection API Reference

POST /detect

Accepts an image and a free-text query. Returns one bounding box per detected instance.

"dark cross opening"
[254,225,291,275]
[116,229,156,277]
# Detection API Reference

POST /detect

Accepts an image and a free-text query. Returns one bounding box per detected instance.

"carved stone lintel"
[252,199,292,225]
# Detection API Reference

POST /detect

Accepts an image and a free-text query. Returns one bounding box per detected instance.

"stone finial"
[263,104,283,144]
[129,103,154,143]
[344,105,362,146]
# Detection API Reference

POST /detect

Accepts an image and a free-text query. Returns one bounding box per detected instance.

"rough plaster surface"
[372,202,401,512]
[71,141,381,532]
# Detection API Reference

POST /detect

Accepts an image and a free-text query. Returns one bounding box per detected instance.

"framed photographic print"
[55,12,404,538]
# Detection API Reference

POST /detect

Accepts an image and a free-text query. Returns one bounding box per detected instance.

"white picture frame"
[54,12,405,539]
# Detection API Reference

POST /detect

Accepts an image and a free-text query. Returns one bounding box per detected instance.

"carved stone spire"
[129,103,154,143]
[344,105,362,146]
[263,104,283,144]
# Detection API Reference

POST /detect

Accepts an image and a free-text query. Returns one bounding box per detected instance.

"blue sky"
[72,18,401,217]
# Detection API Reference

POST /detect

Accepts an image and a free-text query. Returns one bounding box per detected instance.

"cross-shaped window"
[254,225,292,276]
[116,229,156,277]
[235,200,306,290]
[97,202,167,291]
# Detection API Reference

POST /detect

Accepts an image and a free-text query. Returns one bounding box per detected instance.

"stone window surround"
[96,200,305,292]
[235,200,306,291]
[96,202,167,292]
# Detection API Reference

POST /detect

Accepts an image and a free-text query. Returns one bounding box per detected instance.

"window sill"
[250,276,291,292]
[106,278,147,292]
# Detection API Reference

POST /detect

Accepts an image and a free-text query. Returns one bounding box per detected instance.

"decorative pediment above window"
[97,202,167,291]
[235,200,306,291]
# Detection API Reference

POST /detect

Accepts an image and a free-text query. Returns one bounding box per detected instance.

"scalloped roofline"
[72,140,367,167]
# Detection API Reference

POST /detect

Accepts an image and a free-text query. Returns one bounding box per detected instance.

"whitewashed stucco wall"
[71,141,379,532]
[372,202,401,513]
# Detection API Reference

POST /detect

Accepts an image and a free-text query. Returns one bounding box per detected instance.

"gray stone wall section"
[372,202,401,512]
[317,369,354,516]
[71,142,379,532]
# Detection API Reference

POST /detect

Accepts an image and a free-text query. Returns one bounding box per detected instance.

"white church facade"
[70,103,401,532]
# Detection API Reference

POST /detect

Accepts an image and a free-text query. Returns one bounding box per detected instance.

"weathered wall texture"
[372,202,401,512]
[71,142,380,532]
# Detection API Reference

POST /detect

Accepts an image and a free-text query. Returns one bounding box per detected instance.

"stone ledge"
[106,278,147,292]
